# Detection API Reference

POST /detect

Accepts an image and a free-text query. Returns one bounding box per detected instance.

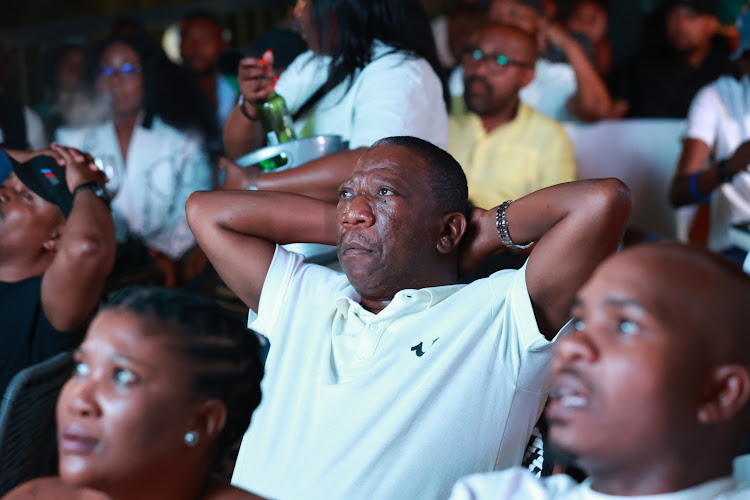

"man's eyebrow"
[603,297,645,310]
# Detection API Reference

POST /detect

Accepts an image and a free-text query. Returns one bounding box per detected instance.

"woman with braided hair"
[3,286,266,500]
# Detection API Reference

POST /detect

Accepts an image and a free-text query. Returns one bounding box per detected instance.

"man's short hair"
[372,136,470,217]
[180,10,224,30]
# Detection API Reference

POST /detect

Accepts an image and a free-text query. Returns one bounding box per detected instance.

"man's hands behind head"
[49,144,107,192]
[458,207,507,277]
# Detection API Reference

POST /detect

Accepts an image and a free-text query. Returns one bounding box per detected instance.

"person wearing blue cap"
[0,146,116,398]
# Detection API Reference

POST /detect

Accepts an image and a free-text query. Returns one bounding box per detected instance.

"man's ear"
[41,223,65,252]
[520,67,535,88]
[188,399,228,447]
[437,212,467,255]
[696,364,750,424]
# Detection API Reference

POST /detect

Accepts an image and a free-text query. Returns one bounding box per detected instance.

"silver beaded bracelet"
[496,200,533,250]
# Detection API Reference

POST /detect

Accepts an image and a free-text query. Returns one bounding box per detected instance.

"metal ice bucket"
[235,135,345,263]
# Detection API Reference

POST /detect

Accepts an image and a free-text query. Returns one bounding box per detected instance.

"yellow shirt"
[448,101,577,209]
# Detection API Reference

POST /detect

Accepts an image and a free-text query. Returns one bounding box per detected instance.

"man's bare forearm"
[187,190,339,310]
[42,192,116,331]
[565,40,614,122]
[255,148,366,203]
[223,105,264,159]
[470,179,631,337]
[188,190,339,248]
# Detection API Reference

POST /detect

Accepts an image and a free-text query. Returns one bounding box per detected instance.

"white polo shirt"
[274,41,449,149]
[231,246,563,500]
[450,468,747,499]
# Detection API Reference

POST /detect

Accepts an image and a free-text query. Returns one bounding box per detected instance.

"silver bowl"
[235,135,345,264]
[235,135,345,171]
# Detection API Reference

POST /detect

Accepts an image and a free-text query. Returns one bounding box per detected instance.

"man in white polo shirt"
[187,136,631,500]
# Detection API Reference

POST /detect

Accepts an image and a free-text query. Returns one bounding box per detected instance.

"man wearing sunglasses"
[448,24,577,214]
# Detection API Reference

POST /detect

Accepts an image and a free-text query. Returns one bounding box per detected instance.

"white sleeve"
[24,107,48,150]
[684,85,720,147]
[489,263,567,392]
[448,469,548,500]
[347,54,449,149]
[274,51,325,115]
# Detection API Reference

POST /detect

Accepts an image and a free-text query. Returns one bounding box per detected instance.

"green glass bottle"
[256,91,297,171]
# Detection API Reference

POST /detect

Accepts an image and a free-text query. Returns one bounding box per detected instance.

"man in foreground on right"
[451,242,750,499]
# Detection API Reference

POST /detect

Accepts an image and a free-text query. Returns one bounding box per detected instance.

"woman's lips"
[59,424,99,454]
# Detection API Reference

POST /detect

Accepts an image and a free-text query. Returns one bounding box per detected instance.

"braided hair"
[103,286,264,472]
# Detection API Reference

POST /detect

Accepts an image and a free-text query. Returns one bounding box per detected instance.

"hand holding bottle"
[237,50,276,119]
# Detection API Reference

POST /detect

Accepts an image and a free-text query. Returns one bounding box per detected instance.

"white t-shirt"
[231,246,564,500]
[450,468,748,499]
[449,59,578,122]
[55,116,212,259]
[275,41,448,149]
[684,76,750,251]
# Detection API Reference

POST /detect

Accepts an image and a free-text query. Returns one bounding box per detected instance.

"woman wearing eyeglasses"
[54,35,214,278]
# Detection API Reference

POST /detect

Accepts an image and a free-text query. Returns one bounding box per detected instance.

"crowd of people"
[1,0,750,499]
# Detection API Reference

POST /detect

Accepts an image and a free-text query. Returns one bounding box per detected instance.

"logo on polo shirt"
[411,338,439,357]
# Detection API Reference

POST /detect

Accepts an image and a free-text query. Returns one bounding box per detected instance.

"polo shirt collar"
[334,283,463,319]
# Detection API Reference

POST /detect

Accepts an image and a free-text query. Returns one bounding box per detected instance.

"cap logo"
[41,168,60,186]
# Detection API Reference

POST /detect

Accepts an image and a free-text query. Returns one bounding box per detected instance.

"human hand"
[49,143,107,192]
[726,140,750,178]
[218,156,260,190]
[458,207,504,277]
[237,50,276,118]
[10,144,97,170]
[539,23,575,53]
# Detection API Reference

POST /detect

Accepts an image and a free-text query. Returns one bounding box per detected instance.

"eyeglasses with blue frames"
[462,48,534,72]
[98,63,143,79]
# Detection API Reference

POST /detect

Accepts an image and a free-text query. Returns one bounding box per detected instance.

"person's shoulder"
[54,122,101,145]
[2,477,103,500]
[366,42,435,75]
[521,104,567,133]
[203,480,268,500]
[450,467,578,499]
[718,484,750,499]
[146,116,205,146]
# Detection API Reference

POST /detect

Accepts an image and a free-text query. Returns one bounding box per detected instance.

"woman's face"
[97,42,145,118]
[56,309,198,490]
[294,0,330,53]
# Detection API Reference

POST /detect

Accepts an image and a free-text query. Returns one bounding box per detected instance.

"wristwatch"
[73,181,111,206]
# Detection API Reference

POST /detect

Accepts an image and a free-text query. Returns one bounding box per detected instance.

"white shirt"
[23,107,47,150]
[449,59,578,122]
[215,74,238,130]
[684,76,750,251]
[450,468,748,500]
[55,116,212,259]
[231,246,564,500]
[275,41,449,149]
